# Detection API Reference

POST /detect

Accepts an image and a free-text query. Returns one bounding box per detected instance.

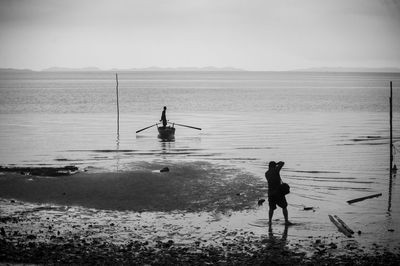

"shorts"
[268,194,288,210]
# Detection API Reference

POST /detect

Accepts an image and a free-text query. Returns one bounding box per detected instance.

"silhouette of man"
[265,161,292,226]
[160,106,167,127]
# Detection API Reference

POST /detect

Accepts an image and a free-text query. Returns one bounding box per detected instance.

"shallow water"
[1,70,400,251]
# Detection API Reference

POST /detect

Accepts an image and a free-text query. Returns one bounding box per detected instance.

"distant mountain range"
[42,66,244,72]
[292,67,400,73]
[43,66,103,72]
[1,66,399,73]
[0,68,35,73]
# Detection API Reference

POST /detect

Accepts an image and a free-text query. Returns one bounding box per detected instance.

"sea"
[1,70,400,251]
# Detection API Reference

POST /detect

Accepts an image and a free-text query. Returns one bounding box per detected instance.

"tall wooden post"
[390,81,393,174]
[388,81,393,213]
[116,73,120,136]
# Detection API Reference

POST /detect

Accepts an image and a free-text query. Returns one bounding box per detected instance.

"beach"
[1,196,399,265]
[1,70,400,264]
[1,160,400,265]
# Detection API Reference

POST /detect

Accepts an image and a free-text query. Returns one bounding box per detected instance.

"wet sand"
[1,162,400,264]
[1,199,400,265]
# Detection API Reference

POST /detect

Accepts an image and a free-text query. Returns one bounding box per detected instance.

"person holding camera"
[265,161,292,226]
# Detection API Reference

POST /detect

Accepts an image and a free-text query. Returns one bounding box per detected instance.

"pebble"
[160,167,170,172]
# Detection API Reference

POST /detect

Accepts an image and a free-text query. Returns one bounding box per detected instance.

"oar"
[136,123,158,133]
[174,123,202,130]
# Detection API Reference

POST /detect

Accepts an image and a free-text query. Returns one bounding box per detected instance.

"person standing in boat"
[265,161,292,226]
[160,106,167,128]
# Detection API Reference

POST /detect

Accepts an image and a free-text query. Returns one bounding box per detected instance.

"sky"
[0,0,399,71]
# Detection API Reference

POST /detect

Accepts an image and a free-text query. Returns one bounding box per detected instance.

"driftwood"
[334,215,354,234]
[347,193,382,204]
[328,215,353,237]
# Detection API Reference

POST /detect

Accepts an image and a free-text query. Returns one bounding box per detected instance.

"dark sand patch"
[0,165,78,177]
[0,161,266,212]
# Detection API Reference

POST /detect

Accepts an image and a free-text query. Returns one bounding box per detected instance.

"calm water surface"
[1,71,400,249]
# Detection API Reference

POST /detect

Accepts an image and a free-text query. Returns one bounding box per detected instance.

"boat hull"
[157,126,175,139]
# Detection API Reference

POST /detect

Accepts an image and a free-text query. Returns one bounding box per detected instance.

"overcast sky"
[0,0,399,71]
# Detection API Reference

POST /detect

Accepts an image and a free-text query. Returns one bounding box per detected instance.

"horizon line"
[1,66,400,73]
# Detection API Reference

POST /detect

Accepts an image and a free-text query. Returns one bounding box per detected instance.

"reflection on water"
[388,172,396,213]
[160,139,175,155]
[115,133,120,172]
[268,223,289,245]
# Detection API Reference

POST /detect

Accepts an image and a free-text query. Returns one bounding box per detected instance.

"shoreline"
[1,163,400,264]
[1,199,399,265]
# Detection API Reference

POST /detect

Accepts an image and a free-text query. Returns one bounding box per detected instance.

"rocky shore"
[1,198,400,265]
[2,238,399,265]
[1,228,400,265]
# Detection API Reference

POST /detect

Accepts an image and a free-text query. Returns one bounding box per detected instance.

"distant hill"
[42,66,244,72]
[2,66,244,72]
[293,67,400,73]
[0,68,34,73]
[110,66,244,72]
[42,67,102,72]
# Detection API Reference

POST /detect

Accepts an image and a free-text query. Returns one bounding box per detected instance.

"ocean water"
[0,71,399,171]
[1,70,400,250]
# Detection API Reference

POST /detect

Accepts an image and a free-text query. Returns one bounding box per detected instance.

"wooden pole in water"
[390,81,393,175]
[116,73,120,136]
[388,81,393,213]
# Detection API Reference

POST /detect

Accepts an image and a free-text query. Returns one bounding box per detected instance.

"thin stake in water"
[390,81,393,175]
[116,73,120,136]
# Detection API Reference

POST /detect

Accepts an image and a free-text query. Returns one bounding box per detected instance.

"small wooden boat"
[136,121,201,139]
[157,125,175,139]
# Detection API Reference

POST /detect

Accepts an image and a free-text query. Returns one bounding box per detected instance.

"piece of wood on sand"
[346,193,382,204]
[334,215,354,234]
[328,215,353,237]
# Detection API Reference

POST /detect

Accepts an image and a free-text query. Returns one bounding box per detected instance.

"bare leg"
[282,208,288,222]
[283,208,293,225]
[269,208,274,225]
